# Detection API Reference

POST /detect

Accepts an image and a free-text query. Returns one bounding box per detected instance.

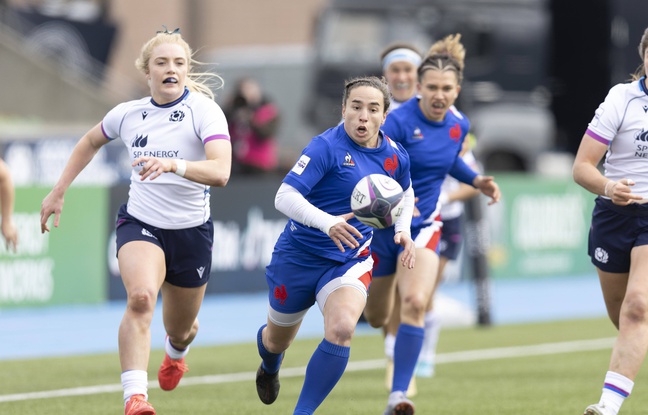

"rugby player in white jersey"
[40,28,231,415]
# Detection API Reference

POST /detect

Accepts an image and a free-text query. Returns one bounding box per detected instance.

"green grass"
[1,317,643,414]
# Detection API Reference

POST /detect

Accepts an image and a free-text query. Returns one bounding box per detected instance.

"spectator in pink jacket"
[225,77,280,174]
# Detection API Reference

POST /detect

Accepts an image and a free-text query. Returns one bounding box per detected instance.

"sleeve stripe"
[586,128,611,145]
[204,134,230,143]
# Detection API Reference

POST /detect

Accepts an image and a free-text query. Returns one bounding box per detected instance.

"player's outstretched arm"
[41,123,108,233]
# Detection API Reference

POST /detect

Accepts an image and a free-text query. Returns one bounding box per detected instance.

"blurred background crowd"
[1,0,645,177]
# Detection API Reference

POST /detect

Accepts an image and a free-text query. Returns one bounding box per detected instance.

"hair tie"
[157,25,181,35]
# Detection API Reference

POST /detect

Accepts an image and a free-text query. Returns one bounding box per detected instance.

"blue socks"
[294,338,350,415]
[257,324,283,374]
[392,323,424,393]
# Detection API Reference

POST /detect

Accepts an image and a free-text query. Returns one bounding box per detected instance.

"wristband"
[604,180,614,197]
[174,159,187,177]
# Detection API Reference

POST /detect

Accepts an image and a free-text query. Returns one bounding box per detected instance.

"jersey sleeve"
[195,96,230,143]
[587,84,624,144]
[283,136,332,196]
[101,102,130,140]
[449,155,479,186]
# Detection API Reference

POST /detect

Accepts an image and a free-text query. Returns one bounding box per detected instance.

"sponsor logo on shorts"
[594,247,608,264]
[141,228,157,239]
[197,266,205,279]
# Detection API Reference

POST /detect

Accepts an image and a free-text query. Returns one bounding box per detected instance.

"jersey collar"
[640,76,648,96]
[150,87,189,108]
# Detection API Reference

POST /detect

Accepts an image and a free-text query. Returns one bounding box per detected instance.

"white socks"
[385,333,396,360]
[165,335,189,360]
[599,371,634,414]
[121,369,148,404]
[419,310,440,364]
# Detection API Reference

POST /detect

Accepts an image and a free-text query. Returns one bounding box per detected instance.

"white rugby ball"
[350,174,404,229]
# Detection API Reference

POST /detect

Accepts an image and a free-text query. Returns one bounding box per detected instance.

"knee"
[126,288,157,315]
[621,294,648,325]
[401,293,427,319]
[363,308,388,329]
[326,319,356,345]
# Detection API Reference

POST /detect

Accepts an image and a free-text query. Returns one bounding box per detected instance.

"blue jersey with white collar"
[280,123,411,262]
[382,97,476,227]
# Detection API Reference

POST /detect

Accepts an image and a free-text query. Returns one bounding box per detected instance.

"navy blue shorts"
[588,197,648,273]
[439,216,463,260]
[115,204,213,287]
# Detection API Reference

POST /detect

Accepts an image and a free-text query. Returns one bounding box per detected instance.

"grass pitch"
[1,317,642,415]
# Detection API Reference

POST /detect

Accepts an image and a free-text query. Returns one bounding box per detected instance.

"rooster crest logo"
[274,284,288,305]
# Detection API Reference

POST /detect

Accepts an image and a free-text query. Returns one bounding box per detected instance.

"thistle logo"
[132,134,148,148]
[169,110,185,122]
[141,228,157,239]
[594,247,608,264]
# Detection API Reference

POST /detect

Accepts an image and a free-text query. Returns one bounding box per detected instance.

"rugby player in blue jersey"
[364,34,501,415]
[255,76,416,415]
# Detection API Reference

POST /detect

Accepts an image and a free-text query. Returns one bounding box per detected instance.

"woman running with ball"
[254,76,415,415]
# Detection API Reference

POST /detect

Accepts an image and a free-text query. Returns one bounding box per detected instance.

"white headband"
[382,48,422,71]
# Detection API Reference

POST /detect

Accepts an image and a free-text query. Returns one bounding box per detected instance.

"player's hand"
[133,157,175,181]
[607,178,644,205]
[473,175,501,205]
[40,190,65,233]
[394,231,415,269]
[1,220,18,252]
[328,212,362,252]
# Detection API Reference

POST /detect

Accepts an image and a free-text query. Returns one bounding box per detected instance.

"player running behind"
[363,34,501,415]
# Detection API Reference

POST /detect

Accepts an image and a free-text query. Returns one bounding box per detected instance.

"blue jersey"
[280,123,411,262]
[382,97,476,228]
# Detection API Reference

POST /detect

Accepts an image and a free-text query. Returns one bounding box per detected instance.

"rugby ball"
[350,174,404,229]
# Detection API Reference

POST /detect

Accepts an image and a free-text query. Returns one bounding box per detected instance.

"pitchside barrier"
[0,173,595,308]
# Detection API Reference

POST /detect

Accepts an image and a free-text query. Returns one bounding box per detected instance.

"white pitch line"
[0,337,615,403]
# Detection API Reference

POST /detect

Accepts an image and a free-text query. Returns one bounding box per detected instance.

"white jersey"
[102,89,230,229]
[587,77,648,199]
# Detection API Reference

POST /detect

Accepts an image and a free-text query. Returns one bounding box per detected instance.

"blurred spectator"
[225,77,280,175]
